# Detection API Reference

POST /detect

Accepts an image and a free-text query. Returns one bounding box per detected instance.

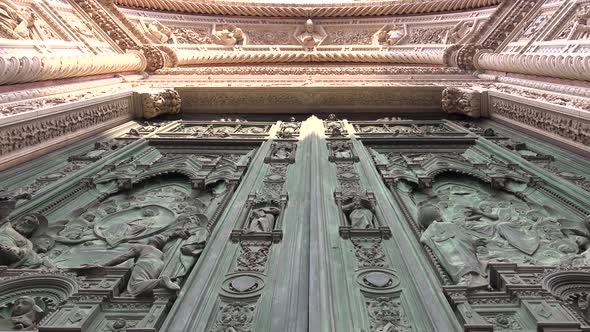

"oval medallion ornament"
[357,269,400,292]
[230,276,259,293]
[222,273,265,298]
[363,272,393,288]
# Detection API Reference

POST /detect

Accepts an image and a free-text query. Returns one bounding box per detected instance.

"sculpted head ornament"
[305,19,314,33]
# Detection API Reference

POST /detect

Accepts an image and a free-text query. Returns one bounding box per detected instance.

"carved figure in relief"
[442,88,481,118]
[375,25,404,46]
[0,2,43,40]
[0,191,30,222]
[325,114,343,137]
[138,18,177,44]
[412,175,590,285]
[141,89,181,119]
[83,230,190,296]
[418,202,488,289]
[8,296,44,330]
[574,7,590,39]
[212,26,244,46]
[296,19,324,47]
[272,144,292,160]
[246,207,280,233]
[277,117,299,138]
[342,196,375,229]
[332,141,352,159]
[444,21,475,44]
[0,214,52,269]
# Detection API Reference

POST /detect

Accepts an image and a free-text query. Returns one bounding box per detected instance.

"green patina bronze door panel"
[1,116,590,332]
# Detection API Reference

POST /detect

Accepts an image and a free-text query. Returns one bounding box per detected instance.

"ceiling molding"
[114,0,502,18]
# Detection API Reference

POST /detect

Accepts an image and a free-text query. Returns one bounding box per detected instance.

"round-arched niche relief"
[357,269,400,293]
[221,273,265,299]
[0,273,79,331]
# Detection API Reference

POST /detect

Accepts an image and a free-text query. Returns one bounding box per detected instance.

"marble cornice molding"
[172,48,448,66]
[154,65,466,76]
[475,50,590,82]
[0,74,146,104]
[477,73,590,99]
[0,52,147,86]
[114,0,502,18]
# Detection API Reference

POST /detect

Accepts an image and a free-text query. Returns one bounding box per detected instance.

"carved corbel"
[442,87,483,118]
[139,89,181,119]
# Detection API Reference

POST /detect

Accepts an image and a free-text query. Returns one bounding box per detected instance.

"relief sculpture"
[415,175,589,288]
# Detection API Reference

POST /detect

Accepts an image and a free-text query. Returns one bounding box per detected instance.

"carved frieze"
[322,28,373,45]
[352,121,462,138]
[407,26,449,44]
[489,97,590,146]
[0,99,131,156]
[166,121,271,139]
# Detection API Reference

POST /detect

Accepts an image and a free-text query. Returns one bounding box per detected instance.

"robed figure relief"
[418,202,487,289]
[0,214,52,269]
[245,206,280,233]
[342,196,376,229]
[415,176,590,288]
[83,230,190,296]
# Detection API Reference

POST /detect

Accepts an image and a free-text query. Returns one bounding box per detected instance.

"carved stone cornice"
[0,53,146,86]
[478,74,590,99]
[173,48,448,66]
[154,65,466,76]
[475,51,590,81]
[114,0,502,18]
